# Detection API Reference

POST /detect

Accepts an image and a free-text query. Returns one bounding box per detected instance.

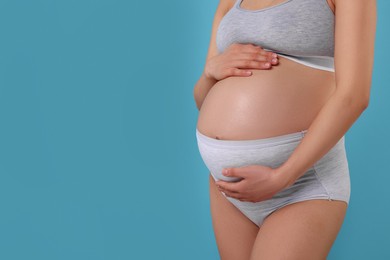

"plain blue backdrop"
[0,0,388,259]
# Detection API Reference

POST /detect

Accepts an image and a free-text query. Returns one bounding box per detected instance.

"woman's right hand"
[203,43,279,81]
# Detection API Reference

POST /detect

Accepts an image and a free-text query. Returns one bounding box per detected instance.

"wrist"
[202,70,217,82]
[273,164,298,190]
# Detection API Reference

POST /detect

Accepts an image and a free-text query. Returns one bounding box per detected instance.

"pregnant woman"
[193,0,376,259]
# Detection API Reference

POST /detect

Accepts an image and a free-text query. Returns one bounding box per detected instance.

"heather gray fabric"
[216,0,335,72]
[196,128,350,227]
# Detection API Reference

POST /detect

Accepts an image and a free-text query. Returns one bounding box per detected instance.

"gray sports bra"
[216,0,335,72]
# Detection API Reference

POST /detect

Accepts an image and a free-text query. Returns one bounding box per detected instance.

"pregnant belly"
[196,56,337,140]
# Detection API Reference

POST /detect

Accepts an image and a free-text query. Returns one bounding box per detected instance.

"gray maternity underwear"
[196,128,351,227]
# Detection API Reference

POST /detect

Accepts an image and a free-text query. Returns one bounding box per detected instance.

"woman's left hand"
[215,165,290,203]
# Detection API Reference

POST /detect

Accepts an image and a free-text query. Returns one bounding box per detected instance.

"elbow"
[361,97,370,110]
[193,88,201,111]
[194,101,201,111]
[357,92,370,110]
[335,81,371,111]
[340,93,369,111]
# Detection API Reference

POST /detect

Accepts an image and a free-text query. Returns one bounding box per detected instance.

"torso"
[196,56,336,140]
[196,0,336,140]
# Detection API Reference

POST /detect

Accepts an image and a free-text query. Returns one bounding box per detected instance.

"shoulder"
[218,0,236,12]
[220,0,236,5]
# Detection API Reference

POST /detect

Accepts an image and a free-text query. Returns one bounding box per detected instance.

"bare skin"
[209,175,347,260]
[197,0,337,140]
[197,54,337,140]
[196,0,375,259]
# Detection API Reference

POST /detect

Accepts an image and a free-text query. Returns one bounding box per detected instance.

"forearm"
[276,90,368,188]
[193,71,218,110]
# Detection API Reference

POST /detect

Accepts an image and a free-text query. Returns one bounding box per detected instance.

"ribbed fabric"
[196,128,350,227]
[216,0,335,72]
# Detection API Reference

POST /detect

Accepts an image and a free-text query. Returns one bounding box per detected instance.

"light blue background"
[0,0,388,259]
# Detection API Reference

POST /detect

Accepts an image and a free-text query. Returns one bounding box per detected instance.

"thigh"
[249,199,348,260]
[209,173,259,260]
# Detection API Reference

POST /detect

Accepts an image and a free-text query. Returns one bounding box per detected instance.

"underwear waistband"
[196,128,308,150]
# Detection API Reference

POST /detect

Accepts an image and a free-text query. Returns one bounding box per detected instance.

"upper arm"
[333,0,377,104]
[205,0,235,61]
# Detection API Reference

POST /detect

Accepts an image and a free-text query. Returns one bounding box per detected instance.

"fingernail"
[272,58,277,63]
[272,53,278,58]
[223,169,228,175]
[265,62,271,67]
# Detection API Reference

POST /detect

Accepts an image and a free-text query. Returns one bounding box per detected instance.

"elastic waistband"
[196,128,308,149]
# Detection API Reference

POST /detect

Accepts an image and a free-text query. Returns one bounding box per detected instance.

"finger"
[236,45,277,63]
[265,51,277,59]
[216,179,243,193]
[215,180,232,190]
[248,48,278,62]
[228,43,261,53]
[238,43,265,54]
[252,49,277,63]
[223,167,250,179]
[234,59,272,69]
[240,52,268,62]
[246,43,264,52]
[235,47,268,60]
[226,67,253,77]
[255,51,278,63]
[221,189,244,200]
[217,184,240,195]
[268,53,279,65]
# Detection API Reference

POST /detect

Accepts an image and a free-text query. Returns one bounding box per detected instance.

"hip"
[195,127,351,208]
